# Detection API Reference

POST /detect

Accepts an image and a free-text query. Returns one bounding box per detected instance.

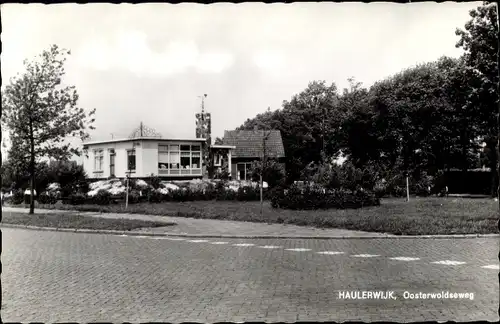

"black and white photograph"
[1,1,499,322]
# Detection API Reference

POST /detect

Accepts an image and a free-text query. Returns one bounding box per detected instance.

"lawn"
[1,211,176,231]
[6,197,499,235]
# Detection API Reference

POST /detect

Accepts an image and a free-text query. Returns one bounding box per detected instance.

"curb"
[1,223,499,239]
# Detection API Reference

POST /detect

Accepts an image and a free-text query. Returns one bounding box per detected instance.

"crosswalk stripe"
[188,239,209,243]
[285,248,311,252]
[211,242,229,245]
[481,264,499,270]
[351,254,380,258]
[233,243,255,247]
[316,251,344,255]
[258,245,282,249]
[389,257,420,261]
[431,260,466,266]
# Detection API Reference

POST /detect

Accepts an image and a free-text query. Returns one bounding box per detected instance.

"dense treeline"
[237,2,498,196]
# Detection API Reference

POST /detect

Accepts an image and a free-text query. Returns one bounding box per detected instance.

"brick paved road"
[2,228,499,322]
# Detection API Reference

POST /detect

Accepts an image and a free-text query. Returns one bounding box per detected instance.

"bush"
[10,190,24,205]
[147,190,164,203]
[236,186,260,201]
[127,190,141,204]
[91,189,111,205]
[38,192,58,205]
[271,183,380,210]
[69,192,87,205]
[149,175,162,189]
[216,187,237,201]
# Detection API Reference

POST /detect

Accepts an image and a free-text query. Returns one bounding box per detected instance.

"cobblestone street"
[2,228,499,322]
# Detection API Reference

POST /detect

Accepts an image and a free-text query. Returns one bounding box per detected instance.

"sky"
[1,2,482,162]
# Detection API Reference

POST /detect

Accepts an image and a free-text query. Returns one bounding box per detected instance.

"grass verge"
[5,197,499,235]
[1,211,176,231]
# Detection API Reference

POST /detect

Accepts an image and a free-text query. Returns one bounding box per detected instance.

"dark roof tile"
[222,130,286,158]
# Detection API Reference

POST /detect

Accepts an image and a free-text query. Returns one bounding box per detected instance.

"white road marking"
[431,260,466,266]
[389,257,421,261]
[134,236,149,239]
[233,243,255,247]
[351,254,380,258]
[316,251,344,255]
[258,245,282,249]
[188,239,209,243]
[211,242,229,245]
[164,237,185,241]
[481,264,500,270]
[285,248,311,252]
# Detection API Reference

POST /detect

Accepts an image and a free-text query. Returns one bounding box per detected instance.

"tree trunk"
[29,134,35,214]
[461,129,468,194]
[488,140,498,198]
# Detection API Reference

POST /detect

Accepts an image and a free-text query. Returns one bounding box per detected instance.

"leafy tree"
[238,80,343,182]
[1,44,95,213]
[455,1,499,196]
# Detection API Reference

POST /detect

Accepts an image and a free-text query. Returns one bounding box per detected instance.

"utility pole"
[260,128,272,218]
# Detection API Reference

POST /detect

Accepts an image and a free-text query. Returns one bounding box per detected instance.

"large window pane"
[127,150,136,171]
[191,145,201,151]
[94,150,103,171]
[158,152,169,169]
[169,145,179,151]
[181,153,190,169]
[158,145,168,152]
[237,163,246,181]
[191,156,201,169]
[170,152,180,169]
[180,145,190,151]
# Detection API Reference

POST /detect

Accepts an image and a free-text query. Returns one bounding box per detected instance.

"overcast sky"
[1,2,481,160]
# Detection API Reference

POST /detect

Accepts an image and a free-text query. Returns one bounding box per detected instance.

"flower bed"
[28,178,270,206]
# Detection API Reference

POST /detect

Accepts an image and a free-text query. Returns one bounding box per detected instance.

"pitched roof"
[222,130,285,158]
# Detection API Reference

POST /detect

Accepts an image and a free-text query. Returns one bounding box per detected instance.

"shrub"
[271,183,380,210]
[69,192,87,205]
[91,189,111,205]
[236,186,260,201]
[171,188,194,202]
[147,190,164,203]
[11,190,25,205]
[250,159,286,189]
[216,187,237,201]
[38,192,58,205]
[128,190,141,204]
[149,175,162,189]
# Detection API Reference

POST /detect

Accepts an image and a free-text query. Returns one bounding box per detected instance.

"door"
[110,153,115,177]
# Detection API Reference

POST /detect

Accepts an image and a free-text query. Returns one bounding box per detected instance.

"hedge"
[271,184,380,210]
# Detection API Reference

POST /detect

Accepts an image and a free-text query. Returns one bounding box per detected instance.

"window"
[157,143,203,175]
[127,150,136,171]
[181,152,190,169]
[170,152,180,169]
[237,162,252,181]
[158,152,169,170]
[191,152,201,169]
[94,150,103,172]
[109,150,115,177]
[214,154,222,166]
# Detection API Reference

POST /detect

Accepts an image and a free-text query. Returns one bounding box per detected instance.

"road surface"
[2,228,499,322]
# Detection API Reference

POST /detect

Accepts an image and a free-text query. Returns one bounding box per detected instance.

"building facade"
[83,137,207,180]
[82,120,285,181]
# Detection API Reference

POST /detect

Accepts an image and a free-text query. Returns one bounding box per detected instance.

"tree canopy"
[1,44,95,212]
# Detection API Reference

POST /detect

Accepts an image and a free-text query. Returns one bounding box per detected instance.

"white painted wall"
[83,139,205,179]
[83,141,143,178]
[141,140,159,176]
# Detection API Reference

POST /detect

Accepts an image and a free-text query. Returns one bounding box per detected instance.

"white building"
[82,136,211,180]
